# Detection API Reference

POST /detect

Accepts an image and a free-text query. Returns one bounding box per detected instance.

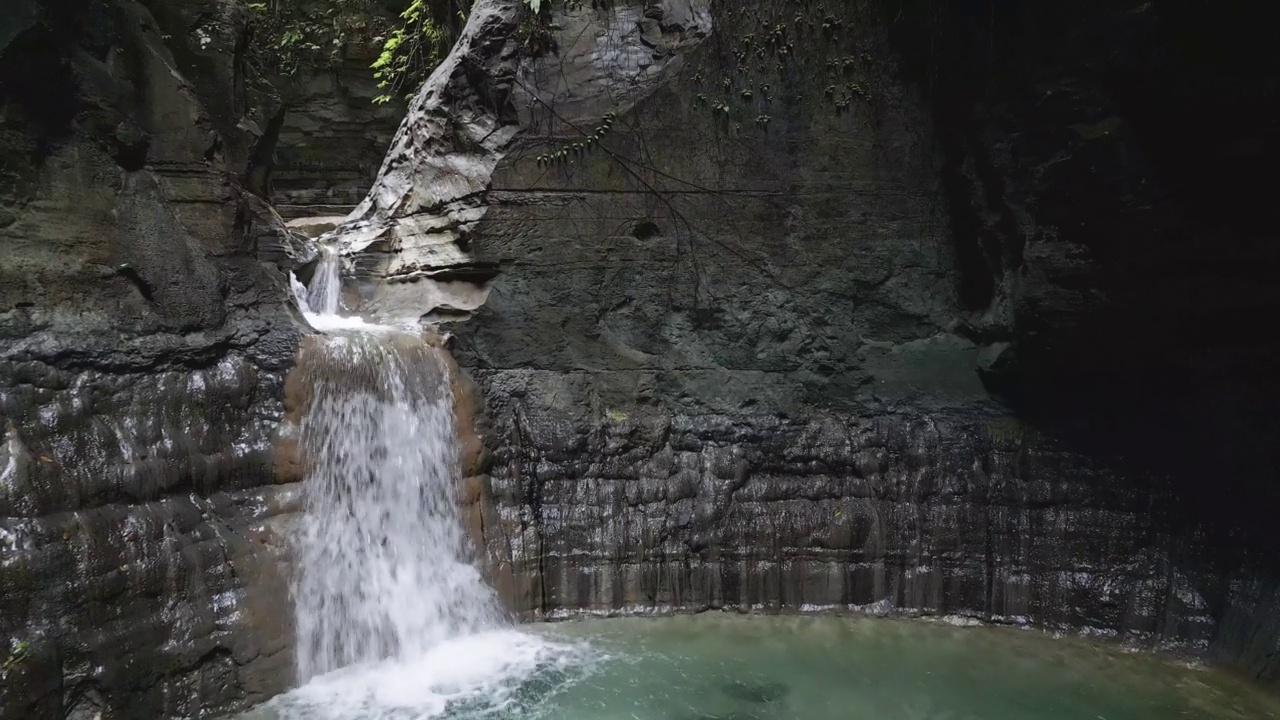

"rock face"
[408,0,1280,690]
[269,57,408,220]
[0,0,301,717]
[884,0,1280,684]
[327,0,711,322]
[2,0,1279,717]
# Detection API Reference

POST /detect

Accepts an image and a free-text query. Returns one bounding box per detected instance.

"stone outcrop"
[0,0,302,717]
[326,0,711,322]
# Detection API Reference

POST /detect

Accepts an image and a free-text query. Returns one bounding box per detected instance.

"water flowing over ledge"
[292,331,501,679]
[250,241,597,719]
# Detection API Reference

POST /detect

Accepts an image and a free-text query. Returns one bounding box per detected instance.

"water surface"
[238,613,1280,720]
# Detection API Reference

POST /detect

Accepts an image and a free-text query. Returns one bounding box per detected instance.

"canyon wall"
[0,1,302,717]
[269,56,407,221]
[2,0,1278,717]
[436,0,1280,688]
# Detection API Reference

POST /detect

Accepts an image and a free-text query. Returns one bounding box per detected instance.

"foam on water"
[305,312,394,332]
[260,630,596,720]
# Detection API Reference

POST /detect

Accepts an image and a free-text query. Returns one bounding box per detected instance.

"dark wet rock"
[267,46,408,220]
[722,681,789,704]
[468,399,1222,641]
[0,0,301,717]
[439,0,1280,694]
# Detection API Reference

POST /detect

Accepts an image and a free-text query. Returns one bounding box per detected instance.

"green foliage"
[2,640,30,677]
[371,0,455,104]
[248,0,392,76]
[373,0,572,103]
[247,0,578,104]
[248,0,470,104]
[372,0,561,103]
[516,0,557,58]
[680,0,880,134]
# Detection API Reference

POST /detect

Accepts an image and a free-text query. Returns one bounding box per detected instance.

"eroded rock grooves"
[2,0,299,717]
[436,0,1280,692]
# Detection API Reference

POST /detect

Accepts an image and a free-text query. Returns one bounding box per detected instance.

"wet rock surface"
[268,54,408,220]
[326,0,711,323]
[1,0,301,716]
[444,0,1280,692]
[469,396,1217,637]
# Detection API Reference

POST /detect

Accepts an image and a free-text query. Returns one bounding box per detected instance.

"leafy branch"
[249,0,570,104]
[371,0,459,104]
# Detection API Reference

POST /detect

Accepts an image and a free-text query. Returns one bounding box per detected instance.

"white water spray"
[293,333,504,680]
[260,244,589,720]
[306,245,342,316]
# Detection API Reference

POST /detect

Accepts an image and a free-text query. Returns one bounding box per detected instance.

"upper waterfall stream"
[305,246,342,317]
[291,247,389,332]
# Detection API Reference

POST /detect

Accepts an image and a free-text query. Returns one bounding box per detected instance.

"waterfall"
[258,253,585,720]
[292,331,504,681]
[292,246,382,332]
[306,246,342,317]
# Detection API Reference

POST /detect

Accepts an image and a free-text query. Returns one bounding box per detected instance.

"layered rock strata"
[1,1,301,716]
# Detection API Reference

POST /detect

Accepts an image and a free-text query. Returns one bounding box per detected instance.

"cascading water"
[291,247,375,332]
[293,333,503,680]
[305,245,342,316]
[259,246,588,719]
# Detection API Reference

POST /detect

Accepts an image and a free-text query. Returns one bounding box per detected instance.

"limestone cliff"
[1,0,1278,718]
[0,0,301,716]
[269,49,408,221]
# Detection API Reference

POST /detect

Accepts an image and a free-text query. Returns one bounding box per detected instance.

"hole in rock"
[632,220,661,240]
